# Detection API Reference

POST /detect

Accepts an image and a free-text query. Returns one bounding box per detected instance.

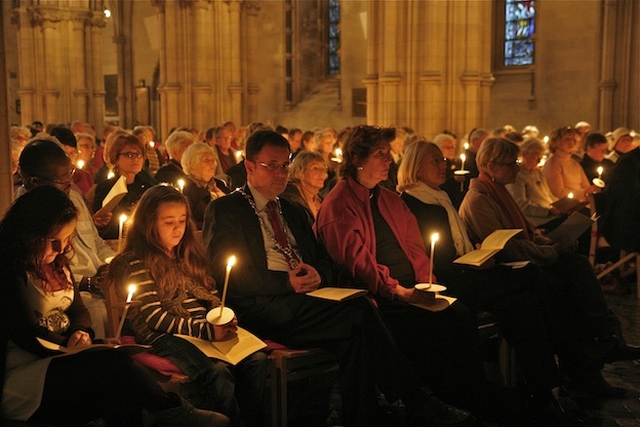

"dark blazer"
[203,186,336,302]
[598,147,640,252]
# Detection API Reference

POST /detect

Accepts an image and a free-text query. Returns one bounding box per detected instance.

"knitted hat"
[610,127,631,151]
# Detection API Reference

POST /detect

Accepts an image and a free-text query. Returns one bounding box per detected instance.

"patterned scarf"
[477,172,534,240]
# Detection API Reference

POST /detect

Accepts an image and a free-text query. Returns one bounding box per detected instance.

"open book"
[545,211,594,243]
[176,327,266,366]
[453,229,523,267]
[551,196,588,215]
[94,175,128,217]
[37,337,150,356]
[306,287,367,302]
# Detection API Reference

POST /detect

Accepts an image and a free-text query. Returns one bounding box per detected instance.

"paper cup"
[592,178,605,188]
[206,306,235,325]
[453,170,470,176]
[415,283,447,293]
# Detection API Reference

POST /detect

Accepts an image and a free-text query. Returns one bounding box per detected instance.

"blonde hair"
[396,140,438,192]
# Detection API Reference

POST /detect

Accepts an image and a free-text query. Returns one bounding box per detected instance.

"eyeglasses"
[34,169,76,187]
[119,151,144,159]
[492,159,522,168]
[256,161,291,172]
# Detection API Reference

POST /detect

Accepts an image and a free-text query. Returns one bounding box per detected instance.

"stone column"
[89,12,106,135]
[12,7,37,124]
[598,0,617,132]
[226,0,244,125]
[190,0,214,131]
[70,13,88,121]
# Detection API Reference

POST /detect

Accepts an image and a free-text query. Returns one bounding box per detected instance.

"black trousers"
[230,294,425,426]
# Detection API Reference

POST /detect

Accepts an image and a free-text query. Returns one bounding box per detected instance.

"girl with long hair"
[108,184,267,427]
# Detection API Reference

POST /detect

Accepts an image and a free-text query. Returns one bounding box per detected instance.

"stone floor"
[576,289,640,427]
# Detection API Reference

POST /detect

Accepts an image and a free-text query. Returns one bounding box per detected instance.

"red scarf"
[477,172,535,240]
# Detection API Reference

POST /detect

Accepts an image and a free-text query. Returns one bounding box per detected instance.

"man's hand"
[288,262,322,293]
[67,330,92,347]
[92,211,112,228]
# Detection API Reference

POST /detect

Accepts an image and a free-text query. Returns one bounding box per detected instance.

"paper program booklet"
[176,327,266,366]
[37,337,150,356]
[545,211,594,243]
[453,229,523,267]
[306,287,367,302]
[411,295,458,313]
[95,175,128,217]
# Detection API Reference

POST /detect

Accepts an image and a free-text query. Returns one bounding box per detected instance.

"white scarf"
[405,182,474,256]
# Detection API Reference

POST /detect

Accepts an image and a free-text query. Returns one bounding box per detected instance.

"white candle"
[428,233,439,285]
[219,255,236,310]
[115,284,137,340]
[118,214,127,252]
[460,153,466,171]
[77,160,85,170]
[597,166,603,180]
[177,179,185,193]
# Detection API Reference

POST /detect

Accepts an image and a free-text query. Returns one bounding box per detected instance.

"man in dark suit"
[203,130,474,427]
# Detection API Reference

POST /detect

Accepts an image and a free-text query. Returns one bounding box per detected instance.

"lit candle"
[460,153,466,172]
[428,233,439,285]
[77,160,85,170]
[464,142,469,151]
[177,179,185,193]
[107,170,115,180]
[115,284,137,340]
[219,255,236,311]
[597,166,603,180]
[118,214,127,252]
[543,135,549,144]
[568,192,574,199]
[149,141,155,149]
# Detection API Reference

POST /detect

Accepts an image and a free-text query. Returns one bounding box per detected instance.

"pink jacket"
[315,177,434,300]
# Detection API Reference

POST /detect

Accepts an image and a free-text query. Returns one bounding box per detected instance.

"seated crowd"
[2,119,639,427]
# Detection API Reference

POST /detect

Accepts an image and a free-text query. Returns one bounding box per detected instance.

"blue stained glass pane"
[328,0,340,75]
[504,0,535,66]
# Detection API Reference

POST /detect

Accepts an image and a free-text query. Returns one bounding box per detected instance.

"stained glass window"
[328,0,340,75]
[504,0,535,66]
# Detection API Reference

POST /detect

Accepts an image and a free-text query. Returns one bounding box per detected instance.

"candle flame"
[126,284,137,303]
[107,170,115,179]
[431,233,440,243]
[177,179,185,191]
[597,166,603,175]
[77,160,85,169]
[149,141,155,148]
[568,192,574,199]
[460,153,466,162]
[464,142,469,150]
[227,255,237,268]
[119,214,127,224]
